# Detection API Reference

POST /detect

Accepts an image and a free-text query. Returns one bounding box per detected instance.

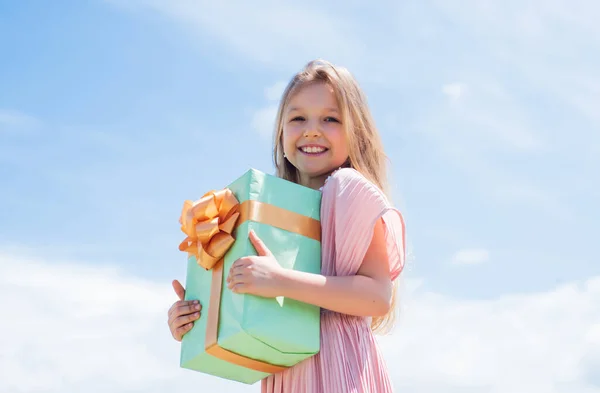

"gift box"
[177,168,322,384]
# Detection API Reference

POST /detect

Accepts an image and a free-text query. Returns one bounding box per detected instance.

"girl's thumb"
[172,279,186,300]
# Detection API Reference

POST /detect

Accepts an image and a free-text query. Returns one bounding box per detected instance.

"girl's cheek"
[284,125,303,140]
[282,127,299,149]
[324,124,344,141]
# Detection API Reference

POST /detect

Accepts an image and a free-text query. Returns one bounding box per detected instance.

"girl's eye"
[324,117,340,123]
[290,116,305,122]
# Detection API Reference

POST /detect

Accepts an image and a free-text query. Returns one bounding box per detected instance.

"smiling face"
[281,82,350,189]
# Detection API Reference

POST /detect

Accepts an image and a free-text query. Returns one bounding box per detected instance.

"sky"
[0,1,599,392]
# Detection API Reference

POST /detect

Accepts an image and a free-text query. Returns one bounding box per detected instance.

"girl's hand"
[226,230,285,298]
[167,279,201,341]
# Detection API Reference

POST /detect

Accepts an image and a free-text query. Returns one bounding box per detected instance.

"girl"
[167,59,406,392]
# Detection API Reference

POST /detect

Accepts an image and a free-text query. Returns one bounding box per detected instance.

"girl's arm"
[277,218,394,317]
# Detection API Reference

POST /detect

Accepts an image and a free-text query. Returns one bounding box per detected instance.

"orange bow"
[178,189,240,270]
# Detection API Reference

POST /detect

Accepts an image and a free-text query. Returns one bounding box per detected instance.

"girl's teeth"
[302,147,325,153]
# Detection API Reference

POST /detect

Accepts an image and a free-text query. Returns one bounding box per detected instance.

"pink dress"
[262,168,406,393]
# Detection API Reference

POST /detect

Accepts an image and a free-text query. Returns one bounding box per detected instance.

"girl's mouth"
[298,146,328,155]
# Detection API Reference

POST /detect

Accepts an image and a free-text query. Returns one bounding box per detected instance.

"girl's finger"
[249,230,272,257]
[231,257,252,272]
[227,272,246,288]
[168,304,200,326]
[173,312,200,328]
[177,301,201,316]
[168,300,200,320]
[228,266,246,282]
[230,283,247,294]
[172,279,186,300]
[175,322,194,341]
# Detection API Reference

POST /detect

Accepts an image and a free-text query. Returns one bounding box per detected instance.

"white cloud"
[440,77,543,151]
[251,81,287,139]
[491,183,573,222]
[1,251,598,392]
[442,83,466,101]
[264,81,288,102]
[386,277,600,392]
[418,76,565,215]
[0,252,248,393]
[0,109,40,130]
[251,105,278,139]
[451,248,489,265]
[429,0,600,141]
[105,0,361,69]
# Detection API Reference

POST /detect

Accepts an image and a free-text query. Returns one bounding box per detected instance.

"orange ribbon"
[178,189,241,270]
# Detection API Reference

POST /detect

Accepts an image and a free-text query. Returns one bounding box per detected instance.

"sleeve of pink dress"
[262,168,405,393]
[329,168,405,280]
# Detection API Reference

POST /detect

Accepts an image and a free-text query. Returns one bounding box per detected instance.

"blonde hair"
[272,59,399,335]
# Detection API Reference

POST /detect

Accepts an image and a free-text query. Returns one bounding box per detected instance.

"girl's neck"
[298,166,346,190]
[297,173,328,190]
[294,160,351,190]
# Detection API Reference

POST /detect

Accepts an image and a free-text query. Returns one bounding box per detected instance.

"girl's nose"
[303,124,321,138]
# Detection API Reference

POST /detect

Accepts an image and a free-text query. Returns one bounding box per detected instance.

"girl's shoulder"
[323,167,368,188]
[321,168,405,280]
[322,167,391,206]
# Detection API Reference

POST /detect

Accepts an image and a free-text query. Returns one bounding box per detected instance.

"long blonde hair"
[272,59,399,334]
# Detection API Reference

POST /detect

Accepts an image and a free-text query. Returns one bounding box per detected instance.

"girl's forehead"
[286,83,340,110]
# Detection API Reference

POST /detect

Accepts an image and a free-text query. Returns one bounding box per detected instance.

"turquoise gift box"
[177,168,322,385]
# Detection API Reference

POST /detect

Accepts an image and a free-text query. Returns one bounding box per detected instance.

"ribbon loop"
[179,189,240,270]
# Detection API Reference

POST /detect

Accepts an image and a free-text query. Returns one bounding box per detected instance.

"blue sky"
[1,1,599,392]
